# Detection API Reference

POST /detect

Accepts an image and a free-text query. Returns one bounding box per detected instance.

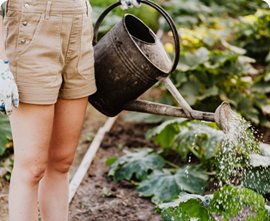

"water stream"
[214,110,270,219]
[217,110,261,183]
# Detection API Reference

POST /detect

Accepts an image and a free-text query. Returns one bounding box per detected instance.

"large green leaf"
[0,115,12,156]
[146,119,185,148]
[108,149,165,181]
[173,121,223,161]
[179,47,210,71]
[158,192,213,210]
[147,119,223,162]
[137,167,208,203]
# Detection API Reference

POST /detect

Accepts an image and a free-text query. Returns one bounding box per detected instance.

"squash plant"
[107,119,270,220]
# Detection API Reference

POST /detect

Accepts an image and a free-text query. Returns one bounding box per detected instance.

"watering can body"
[89,14,172,116]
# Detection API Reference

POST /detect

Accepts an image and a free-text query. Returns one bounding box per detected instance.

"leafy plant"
[137,166,208,203]
[162,0,212,27]
[165,45,270,126]
[157,0,270,128]
[160,198,214,221]
[209,185,269,221]
[157,186,269,221]
[0,115,12,157]
[200,0,266,16]
[108,149,165,181]
[104,0,270,219]
[243,166,270,195]
[253,72,270,96]
[146,119,223,162]
[234,10,270,63]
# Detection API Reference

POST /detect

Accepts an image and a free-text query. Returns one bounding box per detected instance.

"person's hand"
[0,60,19,115]
[120,0,141,10]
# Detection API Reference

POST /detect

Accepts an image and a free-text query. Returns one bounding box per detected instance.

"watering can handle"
[93,0,180,73]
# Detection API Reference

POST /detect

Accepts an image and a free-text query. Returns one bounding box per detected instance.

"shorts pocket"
[17,15,61,58]
[16,13,44,56]
[16,15,62,85]
[17,15,61,61]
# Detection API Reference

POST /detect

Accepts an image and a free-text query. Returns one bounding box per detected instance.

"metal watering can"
[88,0,233,133]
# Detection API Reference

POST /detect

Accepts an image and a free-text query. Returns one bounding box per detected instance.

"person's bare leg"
[38,97,88,221]
[8,103,55,221]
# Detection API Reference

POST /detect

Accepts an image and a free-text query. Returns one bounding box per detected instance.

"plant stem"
[165,160,180,169]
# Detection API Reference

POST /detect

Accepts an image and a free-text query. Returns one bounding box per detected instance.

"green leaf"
[0,115,12,156]
[221,40,247,55]
[179,47,210,71]
[198,86,219,101]
[147,119,223,162]
[137,167,208,203]
[174,121,223,160]
[146,119,186,148]
[253,81,270,94]
[124,112,173,124]
[180,81,201,105]
[160,199,215,221]
[158,193,212,209]
[108,149,165,182]
[243,166,270,195]
[209,185,269,220]
[105,156,117,167]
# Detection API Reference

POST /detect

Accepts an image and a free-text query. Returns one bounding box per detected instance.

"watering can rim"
[122,14,172,74]
[92,0,180,74]
[123,14,157,46]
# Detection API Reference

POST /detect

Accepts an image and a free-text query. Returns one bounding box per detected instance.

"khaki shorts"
[3,0,96,104]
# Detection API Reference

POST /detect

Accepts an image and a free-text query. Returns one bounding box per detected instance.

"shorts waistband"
[7,0,91,15]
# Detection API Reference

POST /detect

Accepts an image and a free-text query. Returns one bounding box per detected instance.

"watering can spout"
[125,100,233,133]
[214,102,234,133]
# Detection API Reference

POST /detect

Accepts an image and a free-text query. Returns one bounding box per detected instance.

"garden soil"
[69,113,270,221]
[69,115,162,221]
[0,104,269,221]
[0,107,161,221]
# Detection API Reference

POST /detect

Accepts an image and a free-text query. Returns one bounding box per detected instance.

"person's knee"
[28,164,47,183]
[14,161,48,184]
[48,150,75,174]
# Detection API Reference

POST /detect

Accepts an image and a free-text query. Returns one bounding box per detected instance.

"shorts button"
[20,39,26,44]
[22,21,28,26]
[24,3,30,8]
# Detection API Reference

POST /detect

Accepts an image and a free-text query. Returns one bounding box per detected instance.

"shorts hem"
[59,81,97,100]
[18,87,59,105]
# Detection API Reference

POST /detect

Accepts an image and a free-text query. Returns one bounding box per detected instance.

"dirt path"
[69,115,162,221]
